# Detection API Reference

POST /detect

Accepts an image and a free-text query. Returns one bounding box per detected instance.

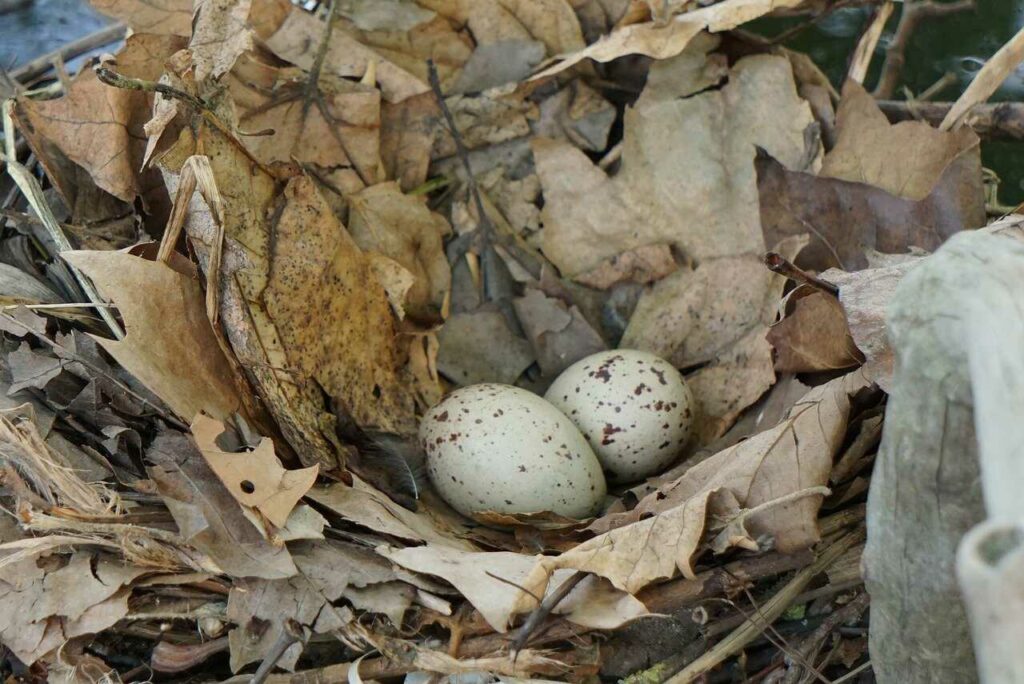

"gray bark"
[864,219,1024,683]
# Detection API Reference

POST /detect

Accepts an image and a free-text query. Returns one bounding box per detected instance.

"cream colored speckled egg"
[421,384,607,520]
[545,349,694,482]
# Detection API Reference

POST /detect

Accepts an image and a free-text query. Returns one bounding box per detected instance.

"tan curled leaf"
[228,51,381,183]
[515,370,871,609]
[531,0,804,79]
[348,182,452,318]
[89,0,192,35]
[823,80,984,205]
[379,544,647,632]
[63,249,245,424]
[191,414,318,528]
[767,289,864,373]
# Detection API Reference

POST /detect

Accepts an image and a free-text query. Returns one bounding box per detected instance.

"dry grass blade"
[941,23,1024,130]
[0,102,124,340]
[847,2,894,84]
[0,410,120,515]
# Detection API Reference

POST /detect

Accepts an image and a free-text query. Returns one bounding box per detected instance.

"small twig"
[831,660,872,683]
[847,1,894,85]
[510,571,586,654]
[780,591,869,684]
[873,0,975,99]
[426,59,493,237]
[763,252,840,297]
[484,571,542,604]
[915,71,957,102]
[94,65,207,110]
[251,619,306,684]
[302,0,339,118]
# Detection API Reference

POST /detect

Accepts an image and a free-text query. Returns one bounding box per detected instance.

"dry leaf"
[424,0,585,55]
[89,0,192,35]
[15,34,185,202]
[381,92,440,191]
[512,288,607,378]
[379,544,647,632]
[156,91,415,467]
[264,4,430,103]
[63,249,246,424]
[0,552,146,665]
[436,309,535,386]
[574,244,677,289]
[192,0,255,83]
[531,0,804,79]
[536,40,815,277]
[347,182,452,318]
[228,51,381,183]
[823,81,984,204]
[146,429,298,579]
[191,414,318,528]
[515,370,871,609]
[767,289,864,373]
[823,256,922,392]
[307,477,478,550]
[758,150,982,273]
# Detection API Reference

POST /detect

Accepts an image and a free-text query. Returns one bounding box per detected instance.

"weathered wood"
[864,218,1024,683]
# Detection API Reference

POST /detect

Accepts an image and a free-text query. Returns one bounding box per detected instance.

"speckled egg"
[544,349,695,483]
[420,384,607,520]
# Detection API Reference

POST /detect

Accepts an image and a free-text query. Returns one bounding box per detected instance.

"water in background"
[2,0,1023,201]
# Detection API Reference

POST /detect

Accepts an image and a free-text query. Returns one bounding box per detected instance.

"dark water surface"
[2,1,1023,200]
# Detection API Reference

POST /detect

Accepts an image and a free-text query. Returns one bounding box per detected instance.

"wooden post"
[864,218,1024,683]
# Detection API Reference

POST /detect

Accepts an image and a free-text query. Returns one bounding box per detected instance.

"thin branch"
[94,65,207,110]
[763,252,840,297]
[873,0,975,99]
[509,571,587,654]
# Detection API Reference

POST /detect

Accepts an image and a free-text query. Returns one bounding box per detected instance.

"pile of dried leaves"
[0,0,1009,681]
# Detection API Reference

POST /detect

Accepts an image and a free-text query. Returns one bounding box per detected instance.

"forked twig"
[509,571,587,654]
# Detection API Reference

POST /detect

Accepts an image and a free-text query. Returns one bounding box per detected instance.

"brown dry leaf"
[62,249,245,424]
[0,552,147,665]
[347,182,452,318]
[226,540,412,672]
[379,544,647,632]
[767,289,864,373]
[191,415,318,528]
[531,0,804,79]
[89,0,192,35]
[515,370,871,608]
[822,255,922,392]
[512,287,607,378]
[758,150,983,273]
[423,0,585,55]
[14,34,186,203]
[228,51,381,184]
[307,477,478,550]
[263,3,431,103]
[822,80,984,206]
[574,244,677,289]
[436,309,536,386]
[536,36,816,275]
[381,92,440,191]
[155,86,415,467]
[146,429,298,579]
[192,0,255,83]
